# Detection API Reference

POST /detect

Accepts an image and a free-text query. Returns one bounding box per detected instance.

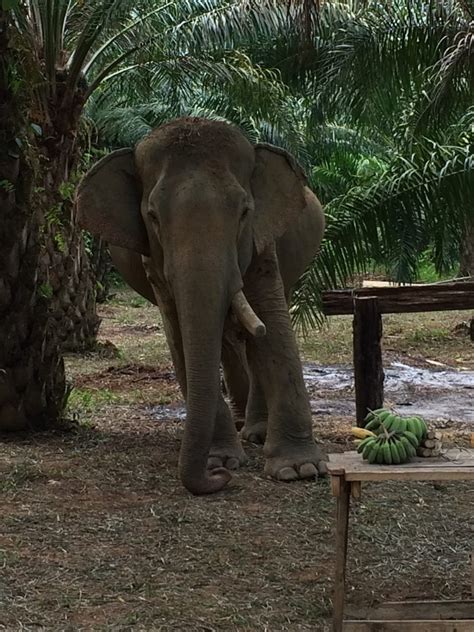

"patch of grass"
[66,387,121,422]
[298,310,473,367]
[0,461,46,492]
[407,328,450,344]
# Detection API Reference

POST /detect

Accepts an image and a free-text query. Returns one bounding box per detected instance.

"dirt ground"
[0,290,473,631]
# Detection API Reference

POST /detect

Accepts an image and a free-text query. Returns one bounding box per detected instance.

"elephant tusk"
[231,291,266,338]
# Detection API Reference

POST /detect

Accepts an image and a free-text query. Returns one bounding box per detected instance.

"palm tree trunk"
[459,217,474,277]
[33,75,100,352]
[0,10,65,430]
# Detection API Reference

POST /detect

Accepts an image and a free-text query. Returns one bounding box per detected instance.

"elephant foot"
[264,441,327,482]
[240,420,267,444]
[207,443,248,471]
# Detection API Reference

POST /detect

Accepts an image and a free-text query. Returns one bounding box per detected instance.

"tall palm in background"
[275,0,474,328]
[90,1,473,329]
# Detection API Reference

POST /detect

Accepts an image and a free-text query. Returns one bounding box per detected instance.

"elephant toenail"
[298,463,318,479]
[207,456,223,470]
[277,467,298,481]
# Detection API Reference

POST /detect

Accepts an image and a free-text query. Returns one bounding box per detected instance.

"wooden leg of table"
[471,551,474,597]
[333,480,351,632]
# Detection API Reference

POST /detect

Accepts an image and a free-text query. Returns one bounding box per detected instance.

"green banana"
[376,410,393,423]
[367,441,380,464]
[400,435,417,458]
[375,444,385,464]
[407,416,427,442]
[389,439,401,464]
[403,430,420,448]
[387,415,403,432]
[396,438,408,462]
[365,418,381,432]
[362,438,376,460]
[397,417,408,432]
[382,441,392,465]
[357,436,375,454]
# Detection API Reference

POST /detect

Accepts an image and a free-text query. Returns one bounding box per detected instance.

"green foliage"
[0,179,15,192]
[38,283,53,299]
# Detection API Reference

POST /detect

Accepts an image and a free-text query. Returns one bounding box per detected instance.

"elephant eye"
[241,207,250,220]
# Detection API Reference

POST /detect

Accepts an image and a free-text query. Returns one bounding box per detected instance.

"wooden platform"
[326,449,474,632]
[327,449,474,482]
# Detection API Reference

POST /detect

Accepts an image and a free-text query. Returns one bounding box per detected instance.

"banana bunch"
[351,408,428,465]
[356,430,419,464]
[364,409,427,443]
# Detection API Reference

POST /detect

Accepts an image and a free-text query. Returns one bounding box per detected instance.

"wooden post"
[333,480,351,632]
[353,297,384,426]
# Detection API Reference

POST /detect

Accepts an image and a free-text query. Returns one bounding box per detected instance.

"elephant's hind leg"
[240,373,268,445]
[208,393,247,471]
[221,334,249,429]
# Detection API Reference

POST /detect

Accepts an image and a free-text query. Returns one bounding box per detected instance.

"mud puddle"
[306,362,474,423]
[150,362,474,424]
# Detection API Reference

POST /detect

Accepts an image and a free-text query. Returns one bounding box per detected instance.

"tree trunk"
[37,191,99,352]
[459,217,474,277]
[0,11,65,431]
[90,237,113,304]
[33,72,100,352]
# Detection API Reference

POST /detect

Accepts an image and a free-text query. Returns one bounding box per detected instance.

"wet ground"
[150,362,474,425]
[305,362,474,424]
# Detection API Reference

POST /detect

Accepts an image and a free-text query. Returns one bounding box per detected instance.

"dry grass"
[0,289,472,630]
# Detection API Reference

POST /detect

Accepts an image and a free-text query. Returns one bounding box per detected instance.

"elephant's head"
[76,117,308,494]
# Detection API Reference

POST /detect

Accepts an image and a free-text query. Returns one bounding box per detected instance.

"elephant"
[76,117,326,495]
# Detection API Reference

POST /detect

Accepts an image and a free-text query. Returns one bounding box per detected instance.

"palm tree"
[1,6,65,431]
[274,0,474,328]
[0,0,300,430]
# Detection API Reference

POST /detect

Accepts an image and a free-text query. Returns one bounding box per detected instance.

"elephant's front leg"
[145,262,246,471]
[244,246,327,481]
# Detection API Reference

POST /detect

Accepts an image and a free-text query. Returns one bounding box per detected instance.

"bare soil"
[0,290,473,631]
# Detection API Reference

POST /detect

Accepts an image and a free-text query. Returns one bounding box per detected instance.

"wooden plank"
[353,297,384,426]
[322,281,474,316]
[343,621,474,631]
[327,450,474,482]
[347,600,474,620]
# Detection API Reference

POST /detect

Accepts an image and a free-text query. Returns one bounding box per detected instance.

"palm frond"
[291,139,474,330]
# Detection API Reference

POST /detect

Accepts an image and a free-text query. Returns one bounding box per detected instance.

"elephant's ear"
[76,148,150,256]
[251,143,307,254]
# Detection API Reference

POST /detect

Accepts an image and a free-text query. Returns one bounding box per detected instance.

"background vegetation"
[1,0,473,428]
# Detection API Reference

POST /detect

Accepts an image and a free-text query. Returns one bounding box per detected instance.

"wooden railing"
[321,280,474,426]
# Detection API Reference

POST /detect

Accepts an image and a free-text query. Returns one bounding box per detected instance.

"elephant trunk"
[175,266,234,495]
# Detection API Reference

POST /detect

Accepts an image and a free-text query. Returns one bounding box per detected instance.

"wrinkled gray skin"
[76,117,326,495]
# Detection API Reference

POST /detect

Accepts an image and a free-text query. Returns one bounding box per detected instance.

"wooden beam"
[347,600,474,620]
[322,281,474,316]
[353,297,384,426]
[344,621,473,631]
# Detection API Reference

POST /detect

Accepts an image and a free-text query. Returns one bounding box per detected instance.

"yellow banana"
[352,427,376,439]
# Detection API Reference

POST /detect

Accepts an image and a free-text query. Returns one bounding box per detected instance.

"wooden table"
[327,449,474,631]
